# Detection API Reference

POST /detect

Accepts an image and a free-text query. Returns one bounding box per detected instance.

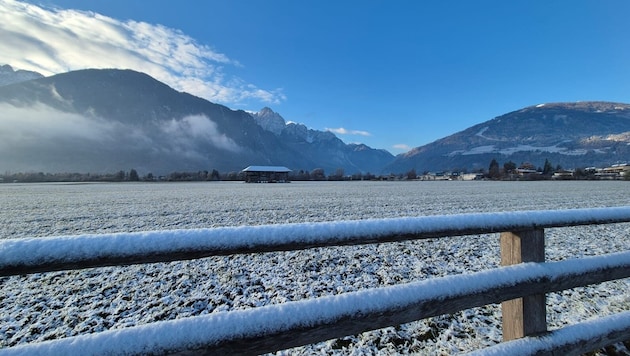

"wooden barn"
[242,166,292,183]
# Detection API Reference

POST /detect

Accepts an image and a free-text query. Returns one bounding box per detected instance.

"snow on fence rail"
[1,206,630,355]
[2,206,630,277]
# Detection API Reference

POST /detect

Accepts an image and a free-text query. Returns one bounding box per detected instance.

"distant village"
[416,163,629,181]
[1,161,628,183]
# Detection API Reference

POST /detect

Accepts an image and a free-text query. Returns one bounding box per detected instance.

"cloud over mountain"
[0,68,393,174]
[0,95,254,171]
[326,127,371,137]
[392,144,412,151]
[0,0,284,106]
[0,103,121,146]
[160,115,242,154]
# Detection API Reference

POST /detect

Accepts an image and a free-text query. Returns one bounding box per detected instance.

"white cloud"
[0,102,242,164]
[0,102,120,146]
[161,114,242,153]
[326,127,372,137]
[0,0,284,106]
[392,144,412,151]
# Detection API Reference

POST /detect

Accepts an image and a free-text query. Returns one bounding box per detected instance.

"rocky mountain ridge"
[251,107,395,174]
[0,64,43,87]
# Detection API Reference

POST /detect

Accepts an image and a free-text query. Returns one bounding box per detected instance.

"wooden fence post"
[500,229,547,341]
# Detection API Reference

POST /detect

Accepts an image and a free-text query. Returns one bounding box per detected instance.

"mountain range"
[1,65,628,175]
[0,68,393,175]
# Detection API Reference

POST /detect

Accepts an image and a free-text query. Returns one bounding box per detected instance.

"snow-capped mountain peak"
[250,107,287,135]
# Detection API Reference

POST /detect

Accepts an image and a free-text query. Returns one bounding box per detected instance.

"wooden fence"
[1,207,630,355]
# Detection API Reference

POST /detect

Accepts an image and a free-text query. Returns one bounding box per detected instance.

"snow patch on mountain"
[475,127,489,138]
[582,132,630,144]
[447,143,607,157]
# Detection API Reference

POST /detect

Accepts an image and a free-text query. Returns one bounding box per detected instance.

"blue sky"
[2,1,630,154]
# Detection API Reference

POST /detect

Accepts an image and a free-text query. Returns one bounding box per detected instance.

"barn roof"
[242,166,292,173]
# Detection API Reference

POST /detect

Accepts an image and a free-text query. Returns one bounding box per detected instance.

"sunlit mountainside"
[387,102,630,173]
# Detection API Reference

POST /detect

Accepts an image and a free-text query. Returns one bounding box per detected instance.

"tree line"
[2,159,626,183]
[1,167,410,183]
[1,170,138,183]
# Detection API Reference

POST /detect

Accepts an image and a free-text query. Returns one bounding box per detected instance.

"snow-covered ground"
[1,181,629,354]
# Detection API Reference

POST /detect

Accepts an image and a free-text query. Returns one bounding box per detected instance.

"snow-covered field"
[1,180,629,354]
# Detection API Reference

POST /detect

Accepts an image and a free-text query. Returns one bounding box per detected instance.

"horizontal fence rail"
[3,251,630,355]
[2,206,630,277]
[466,311,630,356]
[1,206,630,355]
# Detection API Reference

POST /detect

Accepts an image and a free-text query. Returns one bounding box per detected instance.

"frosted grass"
[2,180,627,239]
[1,180,629,354]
